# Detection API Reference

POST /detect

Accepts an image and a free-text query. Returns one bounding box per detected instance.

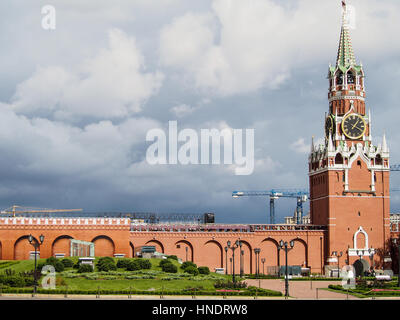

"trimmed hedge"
[0,287,282,296]
[137,259,152,270]
[96,257,117,272]
[61,259,74,268]
[167,255,178,261]
[78,264,94,273]
[116,259,130,269]
[198,267,210,275]
[184,266,199,276]
[0,276,26,287]
[126,260,141,271]
[161,263,178,273]
[181,261,197,270]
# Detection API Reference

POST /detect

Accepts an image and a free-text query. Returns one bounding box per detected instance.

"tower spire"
[336,0,356,68]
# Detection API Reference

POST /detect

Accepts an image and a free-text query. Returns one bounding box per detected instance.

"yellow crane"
[2,205,83,217]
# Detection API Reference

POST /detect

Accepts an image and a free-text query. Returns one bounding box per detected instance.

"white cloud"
[11,28,164,122]
[159,0,400,96]
[170,104,194,117]
[159,0,296,95]
[290,138,311,154]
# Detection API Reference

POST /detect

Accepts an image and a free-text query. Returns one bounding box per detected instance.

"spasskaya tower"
[308,1,390,274]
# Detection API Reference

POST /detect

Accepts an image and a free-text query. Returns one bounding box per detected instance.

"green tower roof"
[330,3,363,76]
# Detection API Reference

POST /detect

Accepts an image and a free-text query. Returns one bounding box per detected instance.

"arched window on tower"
[375,154,383,166]
[337,71,344,85]
[335,153,344,165]
[347,71,355,84]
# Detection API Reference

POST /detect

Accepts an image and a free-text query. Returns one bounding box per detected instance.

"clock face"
[341,113,366,139]
[325,115,335,138]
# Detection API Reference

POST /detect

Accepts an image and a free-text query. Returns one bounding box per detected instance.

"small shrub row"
[96,257,117,272]
[181,261,197,270]
[0,261,19,269]
[0,287,282,296]
[44,257,65,272]
[116,258,152,271]
[78,264,94,273]
[214,280,247,289]
[161,263,178,273]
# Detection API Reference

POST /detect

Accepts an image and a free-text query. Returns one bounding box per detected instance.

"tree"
[389,238,399,274]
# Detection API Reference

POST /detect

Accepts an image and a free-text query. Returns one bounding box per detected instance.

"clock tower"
[309,2,390,275]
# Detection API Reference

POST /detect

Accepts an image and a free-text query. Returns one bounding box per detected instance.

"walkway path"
[245,279,359,299]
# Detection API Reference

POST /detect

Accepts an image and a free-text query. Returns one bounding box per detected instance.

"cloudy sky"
[0,0,399,223]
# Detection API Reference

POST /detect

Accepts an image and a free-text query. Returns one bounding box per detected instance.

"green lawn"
[61,277,218,291]
[0,258,237,293]
[327,282,400,298]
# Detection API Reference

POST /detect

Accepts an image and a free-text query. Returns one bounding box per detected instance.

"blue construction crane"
[232,189,309,225]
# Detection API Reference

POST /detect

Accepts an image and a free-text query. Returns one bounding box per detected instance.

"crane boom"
[232,189,309,224]
[391,165,400,171]
[2,205,83,217]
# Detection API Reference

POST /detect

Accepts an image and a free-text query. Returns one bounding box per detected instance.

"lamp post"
[278,240,294,298]
[240,249,244,278]
[254,248,261,277]
[224,246,228,275]
[332,251,343,277]
[356,250,364,279]
[261,258,266,275]
[239,241,243,278]
[185,246,188,262]
[368,248,374,276]
[337,251,343,273]
[28,234,44,294]
[227,240,240,283]
[277,246,281,277]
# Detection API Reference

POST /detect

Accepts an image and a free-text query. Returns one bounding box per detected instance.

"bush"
[159,259,172,267]
[0,276,26,287]
[161,263,178,273]
[54,261,65,273]
[167,255,178,261]
[198,266,210,275]
[116,259,131,269]
[61,258,74,268]
[46,257,58,266]
[138,259,152,270]
[214,280,247,289]
[35,262,45,272]
[43,257,65,272]
[126,260,141,271]
[24,277,35,287]
[184,266,199,276]
[96,257,117,272]
[78,264,93,273]
[181,261,197,270]
[4,269,15,276]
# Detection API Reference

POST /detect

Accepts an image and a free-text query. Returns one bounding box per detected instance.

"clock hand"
[351,120,360,129]
[355,124,364,132]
